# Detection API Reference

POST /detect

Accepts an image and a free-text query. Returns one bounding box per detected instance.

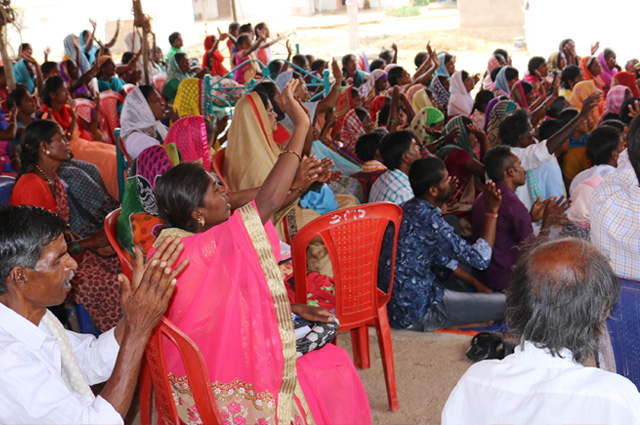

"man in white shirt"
[442,238,640,425]
[0,205,187,424]
[369,130,421,204]
[498,93,600,210]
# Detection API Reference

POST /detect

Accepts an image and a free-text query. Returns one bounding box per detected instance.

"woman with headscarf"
[597,48,619,92]
[410,106,445,146]
[597,85,630,125]
[361,69,388,107]
[430,75,450,111]
[448,70,476,117]
[569,80,604,130]
[611,71,640,97]
[120,85,168,161]
[95,56,125,94]
[437,115,486,235]
[202,34,229,78]
[331,85,362,139]
[548,51,566,73]
[341,107,375,154]
[435,52,455,77]
[485,99,517,148]
[494,66,519,97]
[580,56,607,95]
[223,88,356,275]
[162,53,192,103]
[369,94,388,123]
[63,34,91,76]
[59,56,93,98]
[482,54,505,90]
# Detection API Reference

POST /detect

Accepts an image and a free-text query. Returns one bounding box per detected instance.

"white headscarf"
[63,34,90,74]
[120,86,168,141]
[447,71,474,117]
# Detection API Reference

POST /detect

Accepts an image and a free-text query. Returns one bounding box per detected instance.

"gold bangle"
[279,149,302,162]
[65,131,72,138]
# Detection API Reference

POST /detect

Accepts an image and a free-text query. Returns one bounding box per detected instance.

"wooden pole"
[230,0,238,21]
[0,26,15,91]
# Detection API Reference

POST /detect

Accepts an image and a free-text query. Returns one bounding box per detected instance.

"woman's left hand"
[291,303,335,323]
[292,155,322,192]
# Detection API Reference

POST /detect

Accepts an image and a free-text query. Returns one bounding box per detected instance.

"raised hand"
[529,196,546,222]
[627,99,640,120]
[442,126,461,144]
[580,91,603,117]
[542,195,569,229]
[330,58,342,84]
[483,179,502,213]
[282,78,310,129]
[590,41,600,56]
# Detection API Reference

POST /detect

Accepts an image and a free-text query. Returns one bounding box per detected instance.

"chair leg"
[376,307,399,412]
[351,326,371,369]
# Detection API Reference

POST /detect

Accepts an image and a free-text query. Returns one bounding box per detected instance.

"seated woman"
[40,76,118,199]
[523,56,548,96]
[429,74,450,112]
[162,53,207,104]
[485,99,517,147]
[410,106,445,147]
[437,115,488,235]
[569,80,605,130]
[13,43,44,95]
[10,120,122,332]
[580,56,607,95]
[559,65,583,99]
[224,88,357,275]
[342,53,367,88]
[361,69,388,107]
[153,81,371,424]
[60,56,95,99]
[120,85,168,161]
[611,71,640,97]
[448,70,478,117]
[96,55,126,94]
[332,85,362,139]
[341,107,375,154]
[597,48,619,92]
[470,89,495,130]
[493,65,519,97]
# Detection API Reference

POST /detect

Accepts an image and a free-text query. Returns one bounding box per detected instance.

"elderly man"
[442,238,640,424]
[0,205,187,424]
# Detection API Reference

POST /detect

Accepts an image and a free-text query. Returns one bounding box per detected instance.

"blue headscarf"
[13,59,35,93]
[494,67,511,95]
[435,52,450,77]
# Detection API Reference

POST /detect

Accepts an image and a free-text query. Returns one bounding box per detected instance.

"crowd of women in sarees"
[5,19,640,424]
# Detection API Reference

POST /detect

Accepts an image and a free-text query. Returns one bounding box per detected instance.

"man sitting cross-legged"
[385,157,506,332]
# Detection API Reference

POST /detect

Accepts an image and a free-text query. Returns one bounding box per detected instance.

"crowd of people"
[1,14,640,424]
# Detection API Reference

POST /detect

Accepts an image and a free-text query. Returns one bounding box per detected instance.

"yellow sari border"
[238,204,314,425]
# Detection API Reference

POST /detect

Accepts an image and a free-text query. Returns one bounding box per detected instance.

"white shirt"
[512,139,553,210]
[0,303,123,424]
[570,163,616,195]
[442,341,640,425]
[123,131,161,161]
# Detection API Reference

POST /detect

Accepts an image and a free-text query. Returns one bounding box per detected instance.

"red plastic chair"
[140,317,223,425]
[292,202,403,411]
[211,147,229,188]
[99,90,125,145]
[153,74,167,94]
[104,208,133,280]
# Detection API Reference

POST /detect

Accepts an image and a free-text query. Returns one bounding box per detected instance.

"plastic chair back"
[606,277,640,390]
[99,90,124,145]
[153,74,167,94]
[292,202,402,328]
[0,175,15,205]
[211,147,229,188]
[74,98,94,123]
[104,208,133,279]
[141,317,223,425]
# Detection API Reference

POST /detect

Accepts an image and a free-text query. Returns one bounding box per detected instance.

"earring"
[198,217,205,227]
[45,149,51,155]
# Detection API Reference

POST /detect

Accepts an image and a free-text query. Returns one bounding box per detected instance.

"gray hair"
[506,237,620,364]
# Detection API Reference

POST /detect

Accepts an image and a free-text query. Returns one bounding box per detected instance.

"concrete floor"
[131,328,475,425]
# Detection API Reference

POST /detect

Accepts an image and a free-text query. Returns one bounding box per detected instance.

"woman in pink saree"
[151,80,371,425]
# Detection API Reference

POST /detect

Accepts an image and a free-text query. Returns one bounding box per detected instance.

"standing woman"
[10,120,123,332]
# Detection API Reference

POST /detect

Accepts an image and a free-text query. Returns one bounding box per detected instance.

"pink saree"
[152,202,371,425]
[164,116,211,170]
